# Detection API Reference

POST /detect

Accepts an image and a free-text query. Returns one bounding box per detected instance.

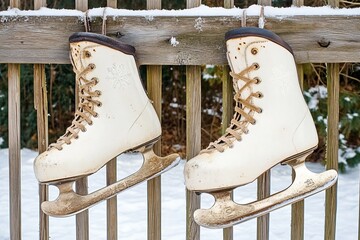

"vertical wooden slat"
[186,66,202,240]
[291,64,305,240]
[34,63,49,240]
[104,1,118,239]
[222,0,234,239]
[292,0,304,6]
[107,0,116,8]
[146,65,162,240]
[324,63,339,240]
[186,2,201,240]
[256,1,271,240]
[8,63,21,240]
[75,1,89,240]
[290,0,305,237]
[75,0,87,11]
[9,0,20,8]
[324,2,339,240]
[34,0,46,9]
[106,159,117,240]
[145,0,162,238]
[8,3,21,240]
[185,3,201,240]
[34,3,48,240]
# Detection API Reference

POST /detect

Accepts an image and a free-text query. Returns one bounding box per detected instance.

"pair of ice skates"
[33,27,338,228]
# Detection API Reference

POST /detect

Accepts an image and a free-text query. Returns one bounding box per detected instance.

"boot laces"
[203,63,263,153]
[49,56,101,151]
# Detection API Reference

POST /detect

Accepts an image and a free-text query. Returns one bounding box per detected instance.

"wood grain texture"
[185,0,201,239]
[257,171,270,240]
[291,64,304,240]
[106,159,118,240]
[75,2,89,240]
[34,64,49,240]
[222,67,234,240]
[107,0,117,8]
[1,15,359,64]
[105,2,118,240]
[75,0,88,12]
[186,66,202,240]
[325,63,339,240]
[8,63,21,240]
[146,65,162,240]
[222,2,234,240]
[257,2,271,240]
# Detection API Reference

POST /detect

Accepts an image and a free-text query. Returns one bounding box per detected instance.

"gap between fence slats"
[325,63,339,240]
[105,1,118,240]
[291,64,305,240]
[34,63,49,240]
[222,0,234,239]
[8,63,21,240]
[75,1,89,240]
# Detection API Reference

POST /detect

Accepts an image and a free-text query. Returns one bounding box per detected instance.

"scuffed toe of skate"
[184,152,229,192]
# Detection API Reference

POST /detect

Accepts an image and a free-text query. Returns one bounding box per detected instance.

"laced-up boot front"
[34,32,161,183]
[185,27,319,192]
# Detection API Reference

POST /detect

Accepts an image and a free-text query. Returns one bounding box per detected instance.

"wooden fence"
[1,0,359,239]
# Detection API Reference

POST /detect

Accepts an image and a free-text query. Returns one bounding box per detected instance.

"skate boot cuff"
[69,32,136,56]
[225,27,294,55]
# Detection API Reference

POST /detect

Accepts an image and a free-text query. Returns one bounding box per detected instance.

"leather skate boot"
[34,32,179,217]
[184,27,337,228]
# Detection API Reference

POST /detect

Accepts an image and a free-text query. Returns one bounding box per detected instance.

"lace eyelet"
[92,77,99,84]
[94,113,99,118]
[253,63,260,70]
[89,121,93,126]
[258,108,263,113]
[81,128,87,132]
[251,48,258,55]
[257,92,264,98]
[74,135,79,139]
[89,64,95,70]
[254,77,261,84]
[85,51,91,58]
[95,90,102,96]
[252,120,257,125]
[97,102,102,107]
[59,147,63,151]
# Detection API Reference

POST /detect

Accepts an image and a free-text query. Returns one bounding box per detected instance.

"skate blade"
[194,157,338,229]
[41,149,180,217]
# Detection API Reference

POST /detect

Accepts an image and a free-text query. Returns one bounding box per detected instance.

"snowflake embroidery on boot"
[106,63,131,89]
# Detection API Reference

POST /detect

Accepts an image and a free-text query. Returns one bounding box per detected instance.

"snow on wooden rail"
[0,5,359,64]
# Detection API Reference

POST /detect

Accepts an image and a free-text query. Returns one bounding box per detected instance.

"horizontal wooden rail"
[0,8,360,64]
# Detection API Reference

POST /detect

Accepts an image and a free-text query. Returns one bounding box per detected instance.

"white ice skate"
[34,32,180,217]
[184,27,338,228]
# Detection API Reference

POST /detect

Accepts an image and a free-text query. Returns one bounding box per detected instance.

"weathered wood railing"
[2,0,360,239]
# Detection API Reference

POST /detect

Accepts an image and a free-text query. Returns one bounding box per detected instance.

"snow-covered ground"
[0,148,359,239]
